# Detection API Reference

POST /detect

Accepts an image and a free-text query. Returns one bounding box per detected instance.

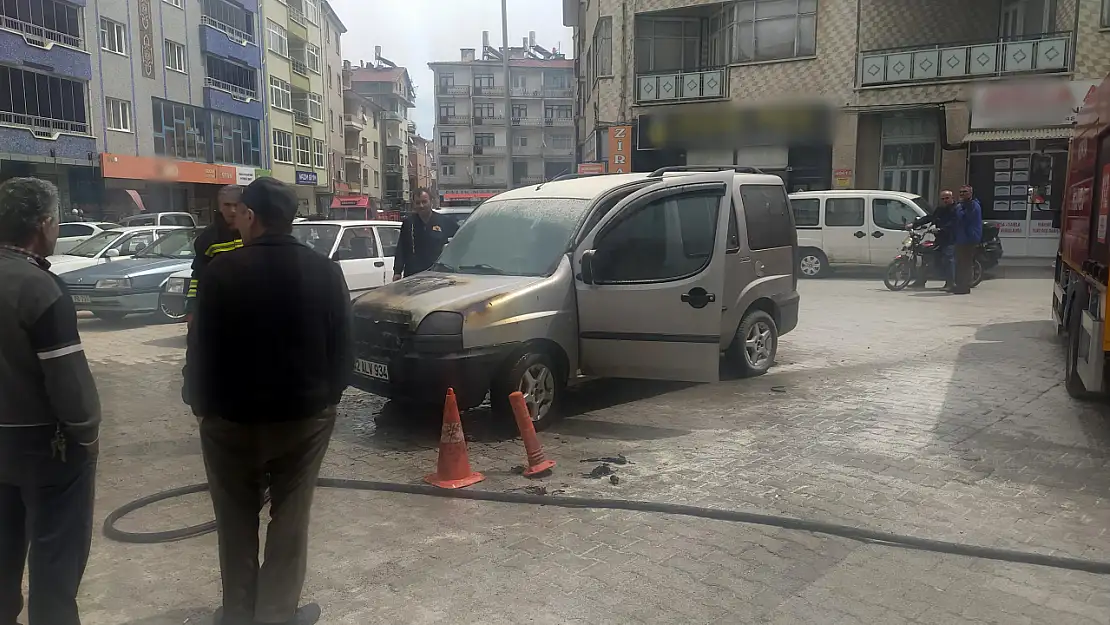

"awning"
[330,196,369,209]
[961,127,1074,142]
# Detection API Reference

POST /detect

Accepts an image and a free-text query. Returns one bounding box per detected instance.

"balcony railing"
[382,111,404,122]
[514,145,542,156]
[543,87,573,99]
[343,114,365,130]
[343,149,361,161]
[473,115,504,126]
[200,15,254,46]
[475,175,508,186]
[439,173,472,185]
[288,6,306,26]
[511,117,544,127]
[438,115,470,125]
[440,145,472,155]
[384,163,403,174]
[1,14,82,49]
[0,111,89,137]
[473,85,506,97]
[636,67,728,104]
[204,77,257,101]
[293,110,310,126]
[437,84,471,96]
[291,58,309,77]
[510,87,543,98]
[473,145,506,156]
[859,32,1072,87]
[543,146,574,157]
[543,117,574,127]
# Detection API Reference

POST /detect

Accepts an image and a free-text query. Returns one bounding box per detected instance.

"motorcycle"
[979,221,1003,270]
[884,226,987,291]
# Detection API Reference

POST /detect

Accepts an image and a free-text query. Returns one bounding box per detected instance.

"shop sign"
[833,168,852,188]
[607,126,632,174]
[295,171,318,185]
[100,154,237,185]
[1030,219,1060,238]
[578,162,606,175]
[995,219,1027,237]
[235,167,256,186]
[970,77,1099,130]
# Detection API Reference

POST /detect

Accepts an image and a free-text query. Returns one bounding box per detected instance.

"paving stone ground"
[60,276,1110,624]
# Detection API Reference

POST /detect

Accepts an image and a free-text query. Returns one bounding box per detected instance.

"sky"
[328,0,574,137]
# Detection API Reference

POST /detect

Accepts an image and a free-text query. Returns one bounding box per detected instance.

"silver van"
[349,167,800,428]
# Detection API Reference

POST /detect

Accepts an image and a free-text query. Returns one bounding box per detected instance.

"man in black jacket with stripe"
[186,185,244,313]
[183,177,352,625]
[0,178,101,625]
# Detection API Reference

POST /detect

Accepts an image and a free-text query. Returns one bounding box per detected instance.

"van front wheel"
[491,351,565,430]
[728,310,779,377]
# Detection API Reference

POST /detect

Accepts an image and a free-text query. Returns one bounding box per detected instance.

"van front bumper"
[349,343,520,411]
[775,291,800,335]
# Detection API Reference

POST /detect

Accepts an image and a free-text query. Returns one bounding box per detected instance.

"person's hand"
[392,273,402,282]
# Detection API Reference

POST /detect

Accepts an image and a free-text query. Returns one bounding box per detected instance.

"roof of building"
[428,58,574,69]
[321,1,347,33]
[348,66,406,82]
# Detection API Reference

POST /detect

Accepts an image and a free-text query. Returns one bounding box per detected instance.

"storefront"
[329,195,379,220]
[963,78,1096,258]
[100,154,260,224]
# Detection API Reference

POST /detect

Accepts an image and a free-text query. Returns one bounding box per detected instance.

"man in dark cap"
[183,177,353,625]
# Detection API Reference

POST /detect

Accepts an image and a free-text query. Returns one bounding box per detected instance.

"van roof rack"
[550,173,604,181]
[647,165,765,177]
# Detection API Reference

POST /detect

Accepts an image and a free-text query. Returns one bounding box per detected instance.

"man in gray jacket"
[0,178,101,625]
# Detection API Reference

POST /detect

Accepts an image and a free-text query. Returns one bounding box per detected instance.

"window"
[740,185,793,250]
[593,16,612,76]
[295,134,312,166]
[306,43,320,73]
[1104,0,1110,27]
[163,0,184,7]
[824,197,864,227]
[205,56,257,99]
[593,191,723,284]
[202,0,255,44]
[634,18,698,72]
[105,98,132,132]
[439,73,454,86]
[99,17,127,55]
[152,98,207,159]
[0,0,82,48]
[442,162,455,176]
[273,129,293,163]
[373,141,378,157]
[516,136,528,147]
[334,227,377,260]
[374,171,379,187]
[211,110,262,166]
[312,138,326,168]
[873,198,919,230]
[791,197,819,226]
[376,226,400,256]
[303,0,319,24]
[439,103,455,117]
[711,0,817,65]
[476,164,496,176]
[308,93,323,120]
[269,76,292,110]
[473,74,494,87]
[58,223,93,238]
[474,133,494,147]
[164,40,187,72]
[440,132,455,146]
[267,20,287,56]
[474,103,494,118]
[511,104,529,118]
[551,135,573,148]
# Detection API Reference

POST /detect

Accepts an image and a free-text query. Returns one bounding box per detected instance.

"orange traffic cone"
[425,389,484,489]
[509,391,556,477]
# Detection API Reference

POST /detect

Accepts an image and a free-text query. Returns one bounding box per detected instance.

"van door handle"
[680,287,715,309]
[374,261,385,267]
[854,231,866,238]
[872,231,884,238]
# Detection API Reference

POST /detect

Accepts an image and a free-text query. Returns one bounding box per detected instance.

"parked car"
[348,166,800,429]
[789,189,930,278]
[63,229,199,322]
[55,222,119,255]
[47,226,186,275]
[119,212,197,228]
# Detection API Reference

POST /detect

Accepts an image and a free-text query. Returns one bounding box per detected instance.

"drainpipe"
[936,102,965,152]
[618,1,629,122]
[501,0,513,188]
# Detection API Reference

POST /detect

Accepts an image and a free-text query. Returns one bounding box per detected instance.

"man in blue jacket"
[952,185,982,295]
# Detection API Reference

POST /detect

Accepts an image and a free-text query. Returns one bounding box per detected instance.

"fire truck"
[1053,74,1110,398]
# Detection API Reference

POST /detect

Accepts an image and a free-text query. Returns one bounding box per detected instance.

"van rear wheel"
[798,249,828,278]
[491,351,565,430]
[728,310,779,377]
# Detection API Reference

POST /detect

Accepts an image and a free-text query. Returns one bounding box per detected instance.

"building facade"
[339,82,385,213]
[429,32,575,206]
[409,133,434,196]
[322,1,346,208]
[346,53,416,210]
[567,0,1110,258]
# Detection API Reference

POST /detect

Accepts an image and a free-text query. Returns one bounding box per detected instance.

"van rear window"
[741,185,793,250]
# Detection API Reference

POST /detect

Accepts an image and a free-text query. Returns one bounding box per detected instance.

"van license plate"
[355,358,389,381]
[71,295,91,304]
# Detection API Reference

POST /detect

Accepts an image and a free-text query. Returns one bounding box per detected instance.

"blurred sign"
[101,154,237,185]
[834,168,852,188]
[638,100,833,150]
[578,162,606,175]
[138,0,155,79]
[295,171,318,185]
[607,126,632,174]
[970,78,1098,130]
[236,167,256,186]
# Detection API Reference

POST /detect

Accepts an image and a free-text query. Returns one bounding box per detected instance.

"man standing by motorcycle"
[951,185,982,295]
[907,189,956,290]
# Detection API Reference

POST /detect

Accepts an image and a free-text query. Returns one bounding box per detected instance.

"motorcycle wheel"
[884,259,913,291]
[971,259,984,288]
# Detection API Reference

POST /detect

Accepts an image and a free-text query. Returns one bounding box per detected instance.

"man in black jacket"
[183,177,352,625]
[907,189,957,289]
[392,188,452,280]
[0,178,100,625]
[186,185,243,314]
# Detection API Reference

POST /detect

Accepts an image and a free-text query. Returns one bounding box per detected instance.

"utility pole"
[501,0,513,189]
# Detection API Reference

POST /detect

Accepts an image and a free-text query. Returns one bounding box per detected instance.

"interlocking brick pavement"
[73,278,1110,624]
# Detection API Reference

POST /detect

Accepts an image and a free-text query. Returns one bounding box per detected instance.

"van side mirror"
[105,249,120,259]
[580,249,595,285]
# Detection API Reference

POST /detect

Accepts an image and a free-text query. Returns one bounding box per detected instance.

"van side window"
[825,198,865,226]
[726,202,741,253]
[592,190,722,284]
[872,199,919,230]
[740,185,793,251]
[791,198,820,227]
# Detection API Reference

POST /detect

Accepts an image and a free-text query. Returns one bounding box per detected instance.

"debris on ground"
[583,463,614,479]
[580,454,631,465]
[610,475,620,485]
[510,465,526,475]
[771,386,787,393]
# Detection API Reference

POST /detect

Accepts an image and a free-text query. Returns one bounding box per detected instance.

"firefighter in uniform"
[186,185,244,318]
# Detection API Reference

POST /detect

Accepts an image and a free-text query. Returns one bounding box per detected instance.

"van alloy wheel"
[745,321,775,370]
[799,254,822,277]
[519,363,556,422]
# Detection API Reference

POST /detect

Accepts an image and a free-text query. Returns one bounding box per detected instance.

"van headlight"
[416,311,463,335]
[95,278,131,289]
[164,277,187,294]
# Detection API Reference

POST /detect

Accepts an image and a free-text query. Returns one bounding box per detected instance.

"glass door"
[882,168,933,201]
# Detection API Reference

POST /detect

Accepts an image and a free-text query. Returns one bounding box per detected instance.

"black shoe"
[258,604,322,625]
[213,608,254,625]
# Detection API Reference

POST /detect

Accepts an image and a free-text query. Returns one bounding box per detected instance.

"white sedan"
[48,226,186,275]
[55,222,119,255]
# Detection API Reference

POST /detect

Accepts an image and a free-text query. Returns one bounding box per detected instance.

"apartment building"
[568,0,1110,258]
[429,32,575,206]
[339,83,385,212]
[346,52,416,210]
[409,134,434,196]
[322,1,346,204]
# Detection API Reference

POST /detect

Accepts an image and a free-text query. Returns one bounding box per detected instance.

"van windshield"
[433,198,589,277]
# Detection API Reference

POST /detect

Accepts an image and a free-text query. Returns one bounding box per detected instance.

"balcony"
[291,57,309,77]
[473,115,504,126]
[473,85,506,97]
[382,111,404,122]
[437,84,471,96]
[440,145,471,156]
[439,173,472,185]
[473,145,506,156]
[344,149,362,163]
[288,6,306,26]
[543,87,573,99]
[438,114,470,126]
[1,11,82,50]
[386,134,405,148]
[343,114,365,131]
[636,67,728,104]
[510,87,544,98]
[475,175,508,186]
[543,146,574,158]
[543,117,574,127]
[200,13,254,46]
[514,145,542,156]
[859,32,1072,88]
[293,109,310,126]
[384,163,403,174]
[510,117,544,127]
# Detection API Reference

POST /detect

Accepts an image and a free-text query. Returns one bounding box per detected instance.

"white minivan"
[789,190,930,277]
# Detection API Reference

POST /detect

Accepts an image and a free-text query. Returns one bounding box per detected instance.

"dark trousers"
[0,428,97,625]
[200,409,335,624]
[954,244,976,293]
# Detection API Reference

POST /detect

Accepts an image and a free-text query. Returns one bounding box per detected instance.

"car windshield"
[135,230,197,259]
[293,224,341,256]
[434,198,589,277]
[911,196,933,214]
[66,231,121,258]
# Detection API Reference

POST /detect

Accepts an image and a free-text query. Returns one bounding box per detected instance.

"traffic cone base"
[522,459,556,478]
[425,388,484,489]
[509,391,556,478]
